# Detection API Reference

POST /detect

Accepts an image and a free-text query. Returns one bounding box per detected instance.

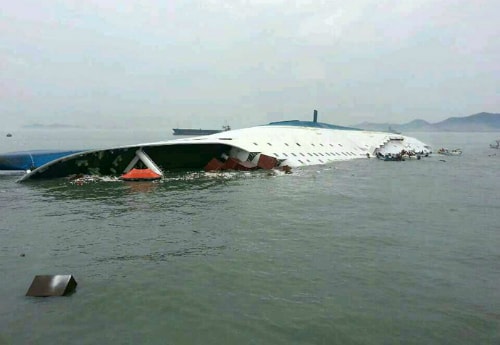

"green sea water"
[0,131,499,344]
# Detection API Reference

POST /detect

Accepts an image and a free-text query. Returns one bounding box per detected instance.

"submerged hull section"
[21,144,230,180]
[19,121,432,181]
[0,150,82,171]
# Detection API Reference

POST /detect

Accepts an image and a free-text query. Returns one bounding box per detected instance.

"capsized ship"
[18,111,432,181]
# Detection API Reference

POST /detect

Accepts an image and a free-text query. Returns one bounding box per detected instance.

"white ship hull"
[19,120,432,181]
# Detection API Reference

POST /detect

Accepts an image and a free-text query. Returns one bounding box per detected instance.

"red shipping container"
[223,157,240,170]
[235,161,258,171]
[204,158,224,171]
[257,154,278,170]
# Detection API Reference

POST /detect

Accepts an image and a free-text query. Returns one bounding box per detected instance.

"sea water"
[0,130,499,344]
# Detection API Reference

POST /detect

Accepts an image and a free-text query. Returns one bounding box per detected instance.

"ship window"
[285,143,289,146]
[283,153,289,157]
[267,143,272,146]
[296,143,301,146]
[320,144,324,147]
[298,159,304,164]
[273,153,278,157]
[308,153,313,156]
[319,153,324,156]
[300,153,305,156]
[329,144,334,147]
[253,142,258,146]
[291,153,297,157]
[342,152,347,156]
[313,153,319,156]
[319,159,324,163]
[311,143,315,147]
[306,159,311,163]
[338,144,343,147]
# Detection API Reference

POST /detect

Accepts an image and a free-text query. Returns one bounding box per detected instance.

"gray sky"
[1,0,499,129]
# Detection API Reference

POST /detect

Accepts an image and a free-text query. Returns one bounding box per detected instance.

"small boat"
[490,140,500,149]
[6,133,12,137]
[173,125,231,136]
[383,154,404,161]
[376,152,404,161]
[375,147,426,161]
[437,148,462,156]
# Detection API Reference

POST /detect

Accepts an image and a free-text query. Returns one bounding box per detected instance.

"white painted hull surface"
[174,125,431,166]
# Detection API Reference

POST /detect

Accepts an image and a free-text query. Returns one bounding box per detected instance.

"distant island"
[354,112,500,132]
[22,123,84,129]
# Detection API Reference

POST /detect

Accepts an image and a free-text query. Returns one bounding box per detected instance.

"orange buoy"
[120,168,161,181]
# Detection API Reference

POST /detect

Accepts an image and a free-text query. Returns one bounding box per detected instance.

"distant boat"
[437,148,462,156]
[173,125,231,136]
[6,133,12,137]
[490,140,499,149]
[376,152,405,161]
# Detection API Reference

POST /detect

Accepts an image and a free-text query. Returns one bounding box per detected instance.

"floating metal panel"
[26,275,78,297]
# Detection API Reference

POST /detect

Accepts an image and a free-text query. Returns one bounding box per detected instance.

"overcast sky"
[1,0,499,129]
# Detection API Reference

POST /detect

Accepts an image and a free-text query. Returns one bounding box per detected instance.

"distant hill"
[354,112,500,132]
[22,123,84,129]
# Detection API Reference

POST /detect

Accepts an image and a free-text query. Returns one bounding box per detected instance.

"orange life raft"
[120,168,161,181]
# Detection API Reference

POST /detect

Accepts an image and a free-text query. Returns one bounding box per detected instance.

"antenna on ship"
[313,109,318,123]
